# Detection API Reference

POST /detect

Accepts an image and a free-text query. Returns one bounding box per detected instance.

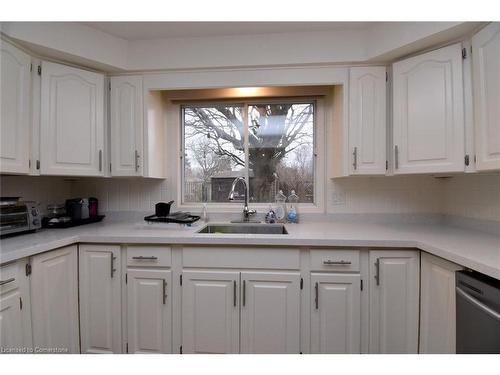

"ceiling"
[82,22,373,40]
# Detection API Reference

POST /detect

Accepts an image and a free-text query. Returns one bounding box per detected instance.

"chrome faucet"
[228,177,258,222]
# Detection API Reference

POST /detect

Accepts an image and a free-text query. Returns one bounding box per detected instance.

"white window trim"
[169,97,327,214]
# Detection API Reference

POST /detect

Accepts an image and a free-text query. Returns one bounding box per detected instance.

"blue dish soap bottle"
[286,190,299,223]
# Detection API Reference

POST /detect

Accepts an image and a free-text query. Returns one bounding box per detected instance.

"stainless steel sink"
[197,223,288,235]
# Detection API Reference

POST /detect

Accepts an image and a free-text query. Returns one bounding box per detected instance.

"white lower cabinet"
[310,273,361,353]
[240,271,301,354]
[79,245,122,354]
[0,259,32,351]
[368,250,420,354]
[127,268,171,353]
[182,270,239,354]
[30,245,80,353]
[420,252,463,354]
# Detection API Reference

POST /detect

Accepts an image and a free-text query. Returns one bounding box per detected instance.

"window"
[182,100,315,204]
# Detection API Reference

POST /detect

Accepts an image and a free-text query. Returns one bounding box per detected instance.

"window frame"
[176,96,326,213]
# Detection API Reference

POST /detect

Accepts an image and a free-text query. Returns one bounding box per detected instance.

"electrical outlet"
[332,191,346,206]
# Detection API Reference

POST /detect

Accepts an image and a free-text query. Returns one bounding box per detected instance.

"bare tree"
[184,103,314,201]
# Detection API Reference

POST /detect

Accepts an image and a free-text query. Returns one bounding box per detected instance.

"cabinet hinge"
[385,71,388,82]
[465,154,470,166]
[180,275,183,286]
[19,297,23,310]
[25,263,32,276]
[126,343,128,353]
[385,160,388,170]
[180,345,183,354]
[462,47,467,59]
[300,278,303,290]
[30,63,33,72]
[125,273,128,284]
[36,160,40,170]
[109,163,112,173]
[360,279,363,291]
[109,81,111,90]
[37,65,41,76]
[474,155,477,163]
[29,159,31,169]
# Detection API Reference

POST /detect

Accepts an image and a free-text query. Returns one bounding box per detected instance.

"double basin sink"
[197,223,288,235]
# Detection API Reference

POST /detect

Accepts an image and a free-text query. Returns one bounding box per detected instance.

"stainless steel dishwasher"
[456,270,500,353]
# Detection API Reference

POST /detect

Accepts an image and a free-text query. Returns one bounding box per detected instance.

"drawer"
[310,249,360,272]
[0,261,20,294]
[127,246,171,267]
[183,246,300,269]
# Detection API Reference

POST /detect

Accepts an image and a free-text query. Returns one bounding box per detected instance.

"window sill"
[177,202,325,214]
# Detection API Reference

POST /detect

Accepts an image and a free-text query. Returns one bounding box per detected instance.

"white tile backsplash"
[2,173,499,222]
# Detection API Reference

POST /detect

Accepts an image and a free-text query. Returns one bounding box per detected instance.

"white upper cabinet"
[110,76,144,176]
[79,245,122,354]
[472,23,500,171]
[240,271,300,354]
[40,61,105,176]
[393,44,465,174]
[369,250,420,354]
[0,41,31,174]
[310,273,361,354]
[182,270,240,354]
[349,67,387,175]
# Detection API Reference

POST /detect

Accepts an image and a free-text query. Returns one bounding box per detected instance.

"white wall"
[442,174,500,222]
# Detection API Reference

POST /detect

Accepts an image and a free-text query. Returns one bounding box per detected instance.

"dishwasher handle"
[456,286,500,322]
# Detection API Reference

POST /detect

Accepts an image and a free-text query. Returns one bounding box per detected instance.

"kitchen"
[1,6,500,371]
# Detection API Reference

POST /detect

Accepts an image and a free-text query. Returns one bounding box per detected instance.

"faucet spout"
[228,177,257,222]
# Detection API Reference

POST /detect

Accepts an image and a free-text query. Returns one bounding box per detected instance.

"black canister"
[65,198,83,221]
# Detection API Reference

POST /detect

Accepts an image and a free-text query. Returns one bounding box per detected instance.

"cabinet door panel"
[31,245,80,353]
[0,41,31,174]
[111,76,143,176]
[369,250,419,354]
[420,253,463,353]
[393,44,464,173]
[79,245,122,354]
[127,269,171,353]
[182,270,239,354]
[0,290,24,349]
[310,273,361,353]
[241,271,300,354]
[40,61,104,176]
[473,23,500,171]
[349,67,386,175]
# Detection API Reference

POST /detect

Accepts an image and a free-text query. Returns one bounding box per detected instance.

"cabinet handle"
[374,258,380,286]
[163,280,167,304]
[110,253,116,278]
[233,280,236,307]
[242,280,246,307]
[132,256,158,260]
[99,150,103,172]
[0,278,15,286]
[315,282,319,309]
[394,145,399,169]
[135,150,140,172]
[323,260,352,265]
[353,147,358,170]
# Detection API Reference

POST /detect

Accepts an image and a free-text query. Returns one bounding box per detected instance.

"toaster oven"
[0,198,41,237]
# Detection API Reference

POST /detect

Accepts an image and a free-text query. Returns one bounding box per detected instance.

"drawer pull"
[323,260,352,265]
[132,256,158,260]
[0,278,15,286]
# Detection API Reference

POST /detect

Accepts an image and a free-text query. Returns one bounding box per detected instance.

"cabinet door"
[0,41,31,174]
[420,252,463,354]
[349,67,387,175]
[473,23,500,171]
[40,61,104,176]
[393,43,465,174]
[110,76,143,176]
[182,270,239,354]
[240,271,300,354]
[369,250,419,354]
[79,245,122,354]
[0,290,24,350]
[310,273,361,353]
[127,268,171,354]
[31,245,80,353]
